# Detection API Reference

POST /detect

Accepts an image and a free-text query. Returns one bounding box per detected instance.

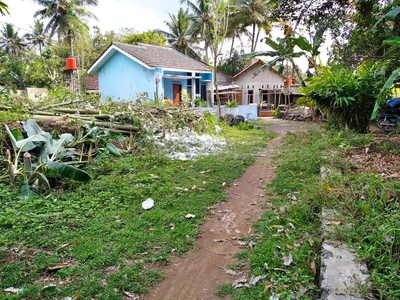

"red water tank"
[66,58,77,70]
[285,76,293,86]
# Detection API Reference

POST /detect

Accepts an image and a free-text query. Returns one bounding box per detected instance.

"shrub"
[300,64,385,133]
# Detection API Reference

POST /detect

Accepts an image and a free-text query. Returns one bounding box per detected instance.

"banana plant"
[242,26,326,86]
[70,122,121,163]
[370,6,400,119]
[4,119,91,198]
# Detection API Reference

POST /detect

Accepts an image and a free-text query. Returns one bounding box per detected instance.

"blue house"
[88,42,213,105]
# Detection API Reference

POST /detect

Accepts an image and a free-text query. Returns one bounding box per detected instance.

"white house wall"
[233,65,285,105]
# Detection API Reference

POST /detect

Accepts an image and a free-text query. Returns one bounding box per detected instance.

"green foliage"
[300,64,385,133]
[0,125,275,299]
[225,100,238,108]
[0,1,9,16]
[225,130,326,299]
[119,30,166,47]
[218,49,249,76]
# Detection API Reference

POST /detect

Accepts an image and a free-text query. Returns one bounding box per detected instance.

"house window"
[247,85,249,89]
[267,85,269,89]
[262,85,264,89]
[248,90,254,104]
[252,85,254,88]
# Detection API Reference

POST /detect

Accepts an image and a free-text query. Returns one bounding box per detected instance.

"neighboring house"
[88,42,213,104]
[232,60,287,105]
[215,70,241,105]
[85,76,100,94]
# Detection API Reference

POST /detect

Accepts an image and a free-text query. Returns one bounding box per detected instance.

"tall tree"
[0,23,26,58]
[33,0,98,57]
[233,0,275,52]
[209,0,230,116]
[161,8,200,58]
[180,0,213,59]
[24,20,48,54]
[119,30,166,47]
[0,1,9,15]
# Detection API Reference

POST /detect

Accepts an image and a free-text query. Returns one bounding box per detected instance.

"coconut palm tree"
[234,0,274,52]
[161,8,200,59]
[24,20,48,54]
[0,23,26,58]
[0,1,9,16]
[180,0,213,59]
[33,0,98,57]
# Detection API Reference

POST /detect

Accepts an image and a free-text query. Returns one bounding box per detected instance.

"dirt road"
[142,119,317,300]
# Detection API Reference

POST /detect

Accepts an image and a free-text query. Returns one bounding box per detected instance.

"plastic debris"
[185,214,196,219]
[250,275,267,285]
[4,287,23,294]
[142,198,154,210]
[283,253,294,266]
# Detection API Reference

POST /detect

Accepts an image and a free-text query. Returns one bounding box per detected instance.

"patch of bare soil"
[142,120,320,300]
[142,137,282,300]
[347,144,400,177]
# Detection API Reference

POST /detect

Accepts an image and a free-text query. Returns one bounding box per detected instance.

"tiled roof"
[112,42,211,72]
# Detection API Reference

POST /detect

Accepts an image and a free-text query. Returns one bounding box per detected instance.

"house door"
[173,84,182,106]
[236,90,243,105]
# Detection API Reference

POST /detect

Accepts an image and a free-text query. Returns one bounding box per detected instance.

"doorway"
[173,84,182,106]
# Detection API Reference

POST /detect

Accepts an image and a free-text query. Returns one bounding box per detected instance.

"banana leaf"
[47,161,91,182]
[382,37,400,46]
[291,36,313,52]
[372,7,400,32]
[4,124,18,155]
[20,181,37,200]
[385,6,400,21]
[106,143,121,156]
[11,128,24,141]
[371,66,400,119]
[38,173,51,193]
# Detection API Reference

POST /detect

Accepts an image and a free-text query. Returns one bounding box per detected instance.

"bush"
[300,64,385,133]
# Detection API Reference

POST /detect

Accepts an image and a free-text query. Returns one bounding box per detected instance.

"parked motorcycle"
[376,98,400,132]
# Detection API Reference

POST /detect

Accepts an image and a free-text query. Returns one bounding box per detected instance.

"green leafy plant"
[300,64,385,133]
[225,100,238,108]
[3,119,91,197]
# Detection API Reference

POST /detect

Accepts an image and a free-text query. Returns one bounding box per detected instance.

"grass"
[0,125,276,299]
[224,130,328,300]
[221,128,400,300]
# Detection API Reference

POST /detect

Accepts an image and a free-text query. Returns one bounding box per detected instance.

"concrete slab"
[320,209,370,300]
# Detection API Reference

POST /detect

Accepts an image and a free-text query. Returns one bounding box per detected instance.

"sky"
[0,0,330,71]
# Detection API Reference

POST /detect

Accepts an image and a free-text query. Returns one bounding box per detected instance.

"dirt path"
[143,119,317,300]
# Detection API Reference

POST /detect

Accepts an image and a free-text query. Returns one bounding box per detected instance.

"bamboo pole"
[54,108,101,115]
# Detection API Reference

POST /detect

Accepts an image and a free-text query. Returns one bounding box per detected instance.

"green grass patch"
[0,126,276,299]
[222,129,399,300]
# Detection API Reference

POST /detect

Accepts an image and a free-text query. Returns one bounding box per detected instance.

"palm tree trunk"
[205,40,209,59]
[229,34,235,59]
[251,23,256,52]
[69,36,74,57]
[254,27,261,50]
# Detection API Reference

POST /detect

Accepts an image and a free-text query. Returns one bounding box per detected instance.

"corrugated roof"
[112,42,211,72]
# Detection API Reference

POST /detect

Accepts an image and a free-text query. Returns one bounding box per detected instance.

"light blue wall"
[238,105,258,120]
[98,52,155,101]
[163,71,188,100]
